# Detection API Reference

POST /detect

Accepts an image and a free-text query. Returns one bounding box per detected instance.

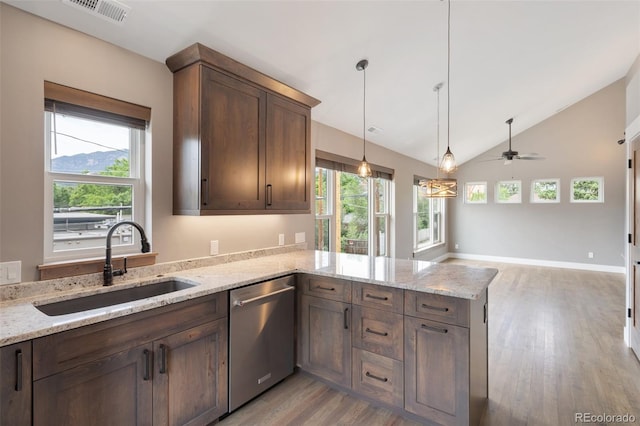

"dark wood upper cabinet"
[167,43,320,215]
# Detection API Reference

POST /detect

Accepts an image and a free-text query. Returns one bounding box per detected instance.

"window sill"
[38,252,158,281]
[412,242,446,258]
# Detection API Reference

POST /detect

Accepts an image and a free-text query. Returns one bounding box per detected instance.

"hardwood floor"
[219,262,640,426]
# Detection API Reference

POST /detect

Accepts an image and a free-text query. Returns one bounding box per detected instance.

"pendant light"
[420,83,457,197]
[356,59,372,178]
[439,0,457,175]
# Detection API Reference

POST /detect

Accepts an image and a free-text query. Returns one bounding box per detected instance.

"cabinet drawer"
[352,282,403,313]
[352,348,403,408]
[33,292,227,380]
[352,306,403,361]
[404,291,469,327]
[298,274,351,303]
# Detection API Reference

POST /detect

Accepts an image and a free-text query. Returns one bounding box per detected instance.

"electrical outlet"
[295,232,306,243]
[455,244,459,249]
[278,234,285,246]
[588,252,594,259]
[0,261,21,285]
[210,240,219,256]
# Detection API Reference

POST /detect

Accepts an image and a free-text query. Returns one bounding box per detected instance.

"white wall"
[450,80,627,268]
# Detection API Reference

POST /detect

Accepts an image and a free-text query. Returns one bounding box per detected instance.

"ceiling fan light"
[439,147,457,174]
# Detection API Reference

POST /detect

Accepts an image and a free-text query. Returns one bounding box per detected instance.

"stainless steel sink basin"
[34,280,196,316]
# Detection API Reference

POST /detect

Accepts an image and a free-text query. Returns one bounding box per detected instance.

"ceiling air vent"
[62,0,131,25]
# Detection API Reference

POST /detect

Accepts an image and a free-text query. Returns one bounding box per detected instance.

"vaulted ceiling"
[6,0,640,166]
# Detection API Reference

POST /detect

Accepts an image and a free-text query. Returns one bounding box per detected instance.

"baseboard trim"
[444,252,625,274]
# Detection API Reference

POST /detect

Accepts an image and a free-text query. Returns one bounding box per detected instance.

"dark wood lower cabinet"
[29,293,228,426]
[298,294,351,387]
[33,343,153,426]
[153,319,228,426]
[0,341,32,426]
[404,316,470,426]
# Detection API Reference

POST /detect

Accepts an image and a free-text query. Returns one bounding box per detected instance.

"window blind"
[44,81,150,129]
[316,149,394,180]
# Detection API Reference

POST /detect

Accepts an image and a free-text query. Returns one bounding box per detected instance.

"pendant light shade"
[356,59,372,178]
[439,0,458,175]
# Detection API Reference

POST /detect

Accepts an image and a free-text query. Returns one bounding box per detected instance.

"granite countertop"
[0,249,498,346]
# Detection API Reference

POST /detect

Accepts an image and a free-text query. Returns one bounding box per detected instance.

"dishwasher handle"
[233,285,294,307]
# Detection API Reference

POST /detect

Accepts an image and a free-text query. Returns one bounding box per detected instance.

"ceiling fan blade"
[478,157,504,162]
[517,155,545,160]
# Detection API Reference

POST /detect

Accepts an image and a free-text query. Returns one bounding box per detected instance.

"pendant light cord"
[447,0,451,152]
[362,64,367,159]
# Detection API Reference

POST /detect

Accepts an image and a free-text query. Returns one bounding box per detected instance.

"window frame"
[412,181,446,253]
[495,180,522,204]
[43,84,149,263]
[570,177,604,203]
[314,166,391,257]
[464,181,488,204]
[531,178,561,203]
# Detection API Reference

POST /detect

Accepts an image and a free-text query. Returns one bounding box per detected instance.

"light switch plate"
[295,232,305,244]
[0,261,21,285]
[210,240,219,256]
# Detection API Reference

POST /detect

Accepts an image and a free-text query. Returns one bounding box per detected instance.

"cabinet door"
[299,295,351,387]
[0,341,31,426]
[201,67,266,211]
[33,343,153,426]
[265,94,311,211]
[153,319,228,426]
[404,316,469,426]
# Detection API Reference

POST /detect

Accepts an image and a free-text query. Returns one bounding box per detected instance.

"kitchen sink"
[34,279,196,316]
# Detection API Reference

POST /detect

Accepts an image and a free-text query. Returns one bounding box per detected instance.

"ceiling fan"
[487,118,544,165]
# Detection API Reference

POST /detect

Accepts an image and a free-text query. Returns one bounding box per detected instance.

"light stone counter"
[0,248,497,346]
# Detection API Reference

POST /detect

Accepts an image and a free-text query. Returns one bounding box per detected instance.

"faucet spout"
[104,221,150,286]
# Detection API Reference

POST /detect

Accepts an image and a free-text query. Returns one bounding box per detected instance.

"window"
[531,178,560,203]
[413,179,445,252]
[571,177,604,203]
[314,150,393,257]
[44,82,150,262]
[464,181,488,204]
[495,180,522,203]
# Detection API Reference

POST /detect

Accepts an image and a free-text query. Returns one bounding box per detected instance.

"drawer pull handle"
[315,285,335,292]
[143,349,151,381]
[421,303,449,312]
[365,371,388,383]
[421,324,448,334]
[344,308,349,330]
[365,327,388,337]
[15,350,23,391]
[159,344,168,374]
[365,293,388,301]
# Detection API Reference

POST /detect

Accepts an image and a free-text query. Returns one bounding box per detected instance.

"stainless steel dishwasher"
[228,275,295,412]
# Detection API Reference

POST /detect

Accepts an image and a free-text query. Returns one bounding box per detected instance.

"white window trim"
[570,176,604,203]
[531,178,561,203]
[412,184,446,253]
[44,113,146,262]
[464,181,488,204]
[495,180,522,204]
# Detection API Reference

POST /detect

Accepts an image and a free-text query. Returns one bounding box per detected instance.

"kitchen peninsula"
[0,248,497,426]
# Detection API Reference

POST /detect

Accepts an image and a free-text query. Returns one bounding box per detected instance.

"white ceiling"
[5,0,640,166]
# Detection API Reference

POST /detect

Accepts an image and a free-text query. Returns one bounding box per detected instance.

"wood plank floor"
[219,262,640,426]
